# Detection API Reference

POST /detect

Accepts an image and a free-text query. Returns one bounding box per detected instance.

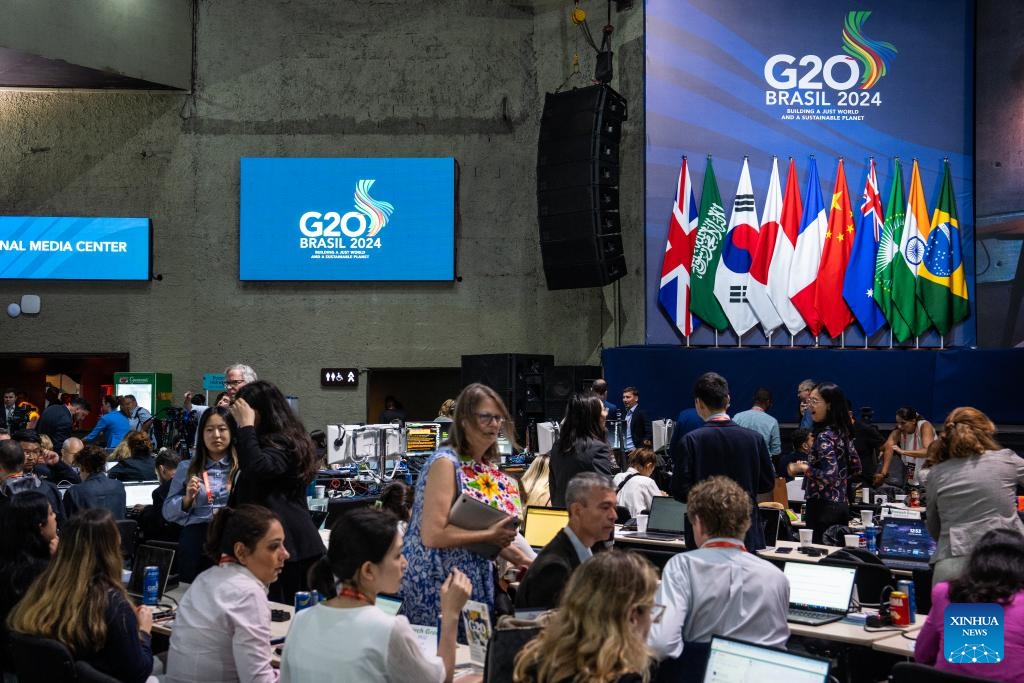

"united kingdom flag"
[659,157,700,337]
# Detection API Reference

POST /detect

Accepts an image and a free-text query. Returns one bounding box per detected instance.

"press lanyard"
[202,470,214,503]
[338,586,374,605]
[702,540,746,551]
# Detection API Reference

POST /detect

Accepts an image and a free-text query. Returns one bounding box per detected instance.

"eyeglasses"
[225,379,246,387]
[640,603,666,623]
[474,412,505,426]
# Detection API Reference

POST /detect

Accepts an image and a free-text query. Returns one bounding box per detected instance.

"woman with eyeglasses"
[547,392,613,508]
[790,383,862,544]
[513,550,658,683]
[400,383,531,630]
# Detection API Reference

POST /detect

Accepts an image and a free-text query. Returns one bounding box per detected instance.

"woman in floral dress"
[401,383,532,628]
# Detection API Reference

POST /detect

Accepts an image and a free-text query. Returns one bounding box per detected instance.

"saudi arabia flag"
[689,157,730,331]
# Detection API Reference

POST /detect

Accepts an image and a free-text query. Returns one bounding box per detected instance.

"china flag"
[815,159,855,337]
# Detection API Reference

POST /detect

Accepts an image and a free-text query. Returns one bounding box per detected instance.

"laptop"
[784,562,857,626]
[703,635,830,683]
[876,518,935,571]
[128,543,176,606]
[124,481,160,507]
[760,507,783,548]
[523,506,569,549]
[624,496,686,541]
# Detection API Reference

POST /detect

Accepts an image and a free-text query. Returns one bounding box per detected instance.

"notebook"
[523,506,569,549]
[876,518,935,571]
[784,562,856,626]
[625,496,686,541]
[448,493,517,559]
[703,635,830,682]
[128,544,176,605]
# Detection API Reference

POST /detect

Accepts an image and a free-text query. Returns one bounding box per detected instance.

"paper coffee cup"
[636,514,649,533]
[861,509,873,526]
[799,528,813,546]
[315,485,326,498]
[844,534,860,548]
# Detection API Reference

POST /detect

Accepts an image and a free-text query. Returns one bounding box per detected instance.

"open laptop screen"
[703,636,830,682]
[646,497,686,534]
[784,563,856,612]
[878,519,935,560]
[129,544,175,601]
[123,482,160,508]
[523,507,568,548]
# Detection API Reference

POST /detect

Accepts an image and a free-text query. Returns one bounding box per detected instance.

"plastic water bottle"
[865,525,878,553]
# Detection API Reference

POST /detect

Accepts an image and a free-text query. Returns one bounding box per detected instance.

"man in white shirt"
[649,475,789,666]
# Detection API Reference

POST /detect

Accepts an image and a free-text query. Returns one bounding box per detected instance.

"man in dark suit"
[671,372,775,551]
[515,472,618,610]
[621,385,651,450]
[35,397,90,454]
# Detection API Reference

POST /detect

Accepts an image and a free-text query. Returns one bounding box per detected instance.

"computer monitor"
[523,506,568,548]
[703,636,830,682]
[535,421,559,455]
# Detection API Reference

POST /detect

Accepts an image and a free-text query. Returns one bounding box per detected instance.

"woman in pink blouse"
[915,528,1024,682]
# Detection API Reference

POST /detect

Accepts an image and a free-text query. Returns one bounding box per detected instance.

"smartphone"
[776,547,793,554]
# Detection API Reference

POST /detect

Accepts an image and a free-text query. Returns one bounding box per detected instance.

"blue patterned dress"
[401,447,521,628]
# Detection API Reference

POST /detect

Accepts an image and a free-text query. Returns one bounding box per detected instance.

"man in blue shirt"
[732,387,782,458]
[84,395,131,448]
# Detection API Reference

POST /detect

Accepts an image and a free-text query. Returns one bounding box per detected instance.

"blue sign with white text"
[0,217,151,280]
[240,157,456,281]
[944,603,1004,664]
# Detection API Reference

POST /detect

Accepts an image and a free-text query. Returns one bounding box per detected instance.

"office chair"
[891,662,993,683]
[615,505,632,524]
[74,661,122,683]
[9,632,76,682]
[116,519,139,565]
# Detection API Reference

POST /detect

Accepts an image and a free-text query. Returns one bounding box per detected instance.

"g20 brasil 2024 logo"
[764,11,897,111]
[298,179,395,251]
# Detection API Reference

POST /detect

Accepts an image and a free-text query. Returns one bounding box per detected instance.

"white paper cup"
[121,569,132,584]
[799,528,813,546]
[315,485,326,498]
[844,534,861,548]
[861,509,874,526]
[635,514,649,533]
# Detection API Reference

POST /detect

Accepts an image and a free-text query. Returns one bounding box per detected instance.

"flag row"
[658,155,969,341]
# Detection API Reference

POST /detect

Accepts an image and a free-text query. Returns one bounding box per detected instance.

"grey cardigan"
[926,448,1024,565]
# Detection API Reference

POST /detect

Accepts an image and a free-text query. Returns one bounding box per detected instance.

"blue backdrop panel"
[602,347,1023,426]
[645,0,975,347]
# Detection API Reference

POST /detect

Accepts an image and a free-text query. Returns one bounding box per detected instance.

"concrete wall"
[0,0,647,432]
[0,0,193,89]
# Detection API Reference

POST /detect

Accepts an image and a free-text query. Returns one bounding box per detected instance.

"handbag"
[483,612,553,683]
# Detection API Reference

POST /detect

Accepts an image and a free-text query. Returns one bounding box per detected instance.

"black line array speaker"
[537,84,628,290]
[460,354,555,441]
[542,364,603,421]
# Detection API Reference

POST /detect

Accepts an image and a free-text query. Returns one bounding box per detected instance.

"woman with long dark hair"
[8,508,153,682]
[791,382,862,544]
[163,405,238,582]
[280,507,471,682]
[230,380,323,603]
[924,407,1024,583]
[0,491,57,675]
[915,528,1024,680]
[547,392,613,508]
[875,405,936,488]
[166,505,285,683]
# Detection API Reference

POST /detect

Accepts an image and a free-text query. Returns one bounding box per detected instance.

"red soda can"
[889,591,911,625]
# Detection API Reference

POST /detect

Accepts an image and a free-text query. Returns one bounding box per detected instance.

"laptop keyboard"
[882,558,931,571]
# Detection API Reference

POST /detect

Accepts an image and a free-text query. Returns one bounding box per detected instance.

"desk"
[872,630,920,657]
[758,540,838,564]
[788,614,925,647]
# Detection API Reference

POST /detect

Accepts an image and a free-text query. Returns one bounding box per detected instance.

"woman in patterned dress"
[792,382,862,544]
[401,383,532,628]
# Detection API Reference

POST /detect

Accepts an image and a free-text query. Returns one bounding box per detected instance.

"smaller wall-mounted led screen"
[240,157,456,281]
[0,217,151,280]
